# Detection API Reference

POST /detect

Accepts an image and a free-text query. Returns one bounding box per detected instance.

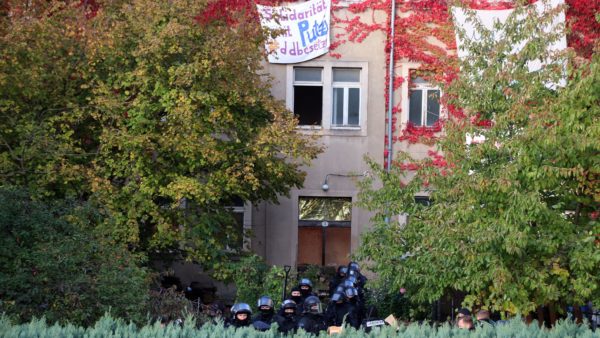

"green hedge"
[1,315,599,338]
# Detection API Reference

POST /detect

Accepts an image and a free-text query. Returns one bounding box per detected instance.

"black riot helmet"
[343,279,356,288]
[299,278,313,288]
[346,275,358,285]
[303,295,322,314]
[231,303,252,316]
[299,278,313,296]
[281,299,297,310]
[344,287,358,300]
[257,295,274,311]
[348,261,360,273]
[337,266,348,277]
[330,292,345,303]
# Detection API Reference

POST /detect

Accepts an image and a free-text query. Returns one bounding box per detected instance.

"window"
[332,68,361,127]
[224,196,251,252]
[399,196,432,225]
[289,63,367,130]
[408,77,441,127]
[298,197,351,227]
[414,196,432,206]
[294,67,323,126]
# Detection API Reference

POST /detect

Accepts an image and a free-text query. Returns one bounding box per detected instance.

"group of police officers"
[225,261,369,334]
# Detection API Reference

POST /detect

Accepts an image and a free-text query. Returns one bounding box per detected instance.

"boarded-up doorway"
[297,197,351,266]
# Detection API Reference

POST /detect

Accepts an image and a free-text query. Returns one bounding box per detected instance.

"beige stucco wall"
[250,4,443,267]
[251,7,389,267]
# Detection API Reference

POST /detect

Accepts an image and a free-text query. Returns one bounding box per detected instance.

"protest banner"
[257,0,331,64]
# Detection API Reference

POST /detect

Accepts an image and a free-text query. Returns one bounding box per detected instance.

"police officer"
[226,303,252,328]
[344,286,364,324]
[298,278,316,299]
[329,266,348,295]
[289,286,304,314]
[325,292,360,329]
[348,262,368,289]
[297,295,327,334]
[253,296,275,325]
[275,299,299,334]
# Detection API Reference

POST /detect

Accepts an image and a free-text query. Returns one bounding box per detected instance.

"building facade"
[248,2,438,268]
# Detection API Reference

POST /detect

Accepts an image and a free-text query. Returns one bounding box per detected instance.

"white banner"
[451,0,566,75]
[257,0,331,64]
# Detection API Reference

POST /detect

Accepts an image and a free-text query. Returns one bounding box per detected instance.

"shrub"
[0,186,150,326]
[1,314,599,337]
[215,255,291,308]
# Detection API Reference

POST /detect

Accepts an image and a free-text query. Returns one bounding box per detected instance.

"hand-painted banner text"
[257,0,331,64]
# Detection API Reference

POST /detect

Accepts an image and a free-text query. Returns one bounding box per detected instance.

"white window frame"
[286,61,368,133]
[408,82,441,127]
[400,64,446,128]
[225,202,252,252]
[331,68,361,128]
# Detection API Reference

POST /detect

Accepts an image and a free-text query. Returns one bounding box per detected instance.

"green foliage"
[215,254,290,309]
[365,277,416,321]
[357,1,599,316]
[214,256,336,309]
[0,186,150,326]
[0,0,320,269]
[1,314,599,337]
[148,285,209,325]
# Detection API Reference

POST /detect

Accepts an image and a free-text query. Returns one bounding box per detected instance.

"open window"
[289,63,367,131]
[293,67,323,126]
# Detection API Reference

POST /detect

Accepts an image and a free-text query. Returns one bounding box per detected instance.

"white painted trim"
[400,63,445,127]
[286,61,368,135]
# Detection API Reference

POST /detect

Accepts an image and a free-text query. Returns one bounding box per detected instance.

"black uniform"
[297,313,328,334]
[297,295,327,334]
[326,301,360,328]
[299,278,318,300]
[253,296,275,325]
[344,287,365,324]
[328,266,348,295]
[275,309,298,334]
[252,310,275,325]
[275,299,299,334]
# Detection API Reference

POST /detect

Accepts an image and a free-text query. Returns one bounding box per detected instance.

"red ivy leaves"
[78,0,99,19]
[566,0,600,58]
[470,113,494,128]
[194,0,258,26]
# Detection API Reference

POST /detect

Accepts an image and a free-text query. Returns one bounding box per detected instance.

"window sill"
[335,0,364,8]
[295,127,366,137]
[331,126,361,130]
[296,125,323,130]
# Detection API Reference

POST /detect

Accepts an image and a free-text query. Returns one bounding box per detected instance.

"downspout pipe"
[386,0,396,173]
[385,0,396,224]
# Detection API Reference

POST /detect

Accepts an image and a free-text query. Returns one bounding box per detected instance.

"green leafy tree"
[357,1,599,316]
[0,186,150,325]
[0,0,320,268]
[0,2,95,199]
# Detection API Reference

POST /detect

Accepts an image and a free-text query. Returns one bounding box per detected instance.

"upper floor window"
[294,67,323,126]
[289,63,367,131]
[408,77,440,127]
[332,68,361,127]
